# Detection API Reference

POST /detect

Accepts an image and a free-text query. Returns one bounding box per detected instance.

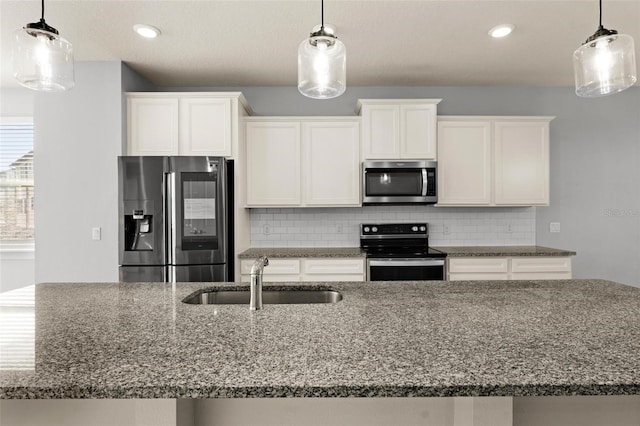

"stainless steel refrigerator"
[118,156,233,282]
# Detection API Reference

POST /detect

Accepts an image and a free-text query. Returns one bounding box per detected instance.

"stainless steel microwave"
[362,160,437,205]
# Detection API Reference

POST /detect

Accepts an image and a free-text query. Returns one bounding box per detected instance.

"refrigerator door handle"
[167,171,177,266]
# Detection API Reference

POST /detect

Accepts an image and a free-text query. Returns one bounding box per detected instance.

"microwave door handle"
[421,168,428,196]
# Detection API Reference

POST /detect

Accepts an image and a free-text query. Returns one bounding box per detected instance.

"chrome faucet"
[249,256,269,310]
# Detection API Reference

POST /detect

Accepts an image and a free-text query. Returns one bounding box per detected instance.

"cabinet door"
[179,97,232,156]
[302,121,360,206]
[494,121,549,205]
[128,97,179,155]
[400,104,437,159]
[361,105,400,159]
[246,122,301,206]
[437,121,492,205]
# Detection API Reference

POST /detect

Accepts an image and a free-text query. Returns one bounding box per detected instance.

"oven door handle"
[368,259,445,267]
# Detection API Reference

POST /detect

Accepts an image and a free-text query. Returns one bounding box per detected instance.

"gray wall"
[26,62,640,286]
[33,62,154,283]
[172,85,640,286]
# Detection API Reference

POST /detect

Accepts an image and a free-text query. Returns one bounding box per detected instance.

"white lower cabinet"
[301,258,365,282]
[448,257,510,281]
[240,258,365,282]
[240,258,301,282]
[510,257,572,280]
[448,256,572,281]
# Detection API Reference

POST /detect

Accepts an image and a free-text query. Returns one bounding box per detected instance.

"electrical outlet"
[443,225,450,235]
[263,225,270,235]
[549,222,561,233]
[336,225,343,234]
[92,227,101,241]
[507,224,513,233]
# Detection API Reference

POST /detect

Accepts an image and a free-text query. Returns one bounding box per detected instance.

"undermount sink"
[182,287,343,305]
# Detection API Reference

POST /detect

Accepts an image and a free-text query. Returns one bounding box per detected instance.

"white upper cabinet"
[437,116,553,206]
[302,121,360,206]
[246,121,302,206]
[358,99,440,160]
[494,120,549,205]
[128,97,179,156]
[127,92,250,157]
[178,97,232,156]
[245,118,361,208]
[437,120,492,205]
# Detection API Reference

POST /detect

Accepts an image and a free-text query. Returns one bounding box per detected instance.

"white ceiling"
[1,0,640,89]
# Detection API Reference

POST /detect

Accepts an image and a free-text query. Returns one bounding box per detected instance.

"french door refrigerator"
[118,156,233,283]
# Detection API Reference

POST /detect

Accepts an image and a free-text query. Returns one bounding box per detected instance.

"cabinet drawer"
[240,274,302,283]
[511,257,572,273]
[240,259,300,275]
[301,274,364,282]
[449,272,509,281]
[302,258,364,275]
[510,272,572,280]
[448,257,508,274]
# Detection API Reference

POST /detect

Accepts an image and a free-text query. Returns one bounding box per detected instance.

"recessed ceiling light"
[489,24,515,38]
[133,24,161,39]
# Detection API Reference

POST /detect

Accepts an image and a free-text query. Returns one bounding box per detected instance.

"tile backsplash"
[249,206,535,247]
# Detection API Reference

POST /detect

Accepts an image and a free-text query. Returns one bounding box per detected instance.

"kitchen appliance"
[362,160,437,205]
[360,223,446,281]
[118,156,233,283]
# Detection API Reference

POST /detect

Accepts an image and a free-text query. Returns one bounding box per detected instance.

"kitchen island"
[1,279,639,425]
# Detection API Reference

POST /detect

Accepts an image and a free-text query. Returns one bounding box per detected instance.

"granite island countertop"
[1,279,638,399]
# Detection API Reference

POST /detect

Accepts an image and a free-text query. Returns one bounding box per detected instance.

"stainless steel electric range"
[360,223,446,281]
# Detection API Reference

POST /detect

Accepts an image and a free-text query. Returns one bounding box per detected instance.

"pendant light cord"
[41,0,45,21]
[321,0,324,30]
[598,0,603,29]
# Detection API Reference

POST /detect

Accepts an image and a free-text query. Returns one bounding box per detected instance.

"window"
[0,117,34,242]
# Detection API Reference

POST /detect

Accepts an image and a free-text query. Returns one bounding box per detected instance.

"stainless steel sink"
[183,287,343,305]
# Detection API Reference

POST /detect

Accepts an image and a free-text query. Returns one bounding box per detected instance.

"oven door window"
[368,259,444,281]
[365,169,423,196]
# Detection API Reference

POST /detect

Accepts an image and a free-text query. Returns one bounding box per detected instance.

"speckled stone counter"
[238,247,365,259]
[433,245,576,257]
[1,279,639,399]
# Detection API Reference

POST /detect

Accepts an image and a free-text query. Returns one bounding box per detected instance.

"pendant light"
[573,0,636,97]
[12,0,74,92]
[298,0,346,99]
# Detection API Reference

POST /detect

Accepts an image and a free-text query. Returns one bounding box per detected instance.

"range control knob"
[371,227,378,233]
[363,227,370,233]
[412,226,418,232]
[420,226,426,232]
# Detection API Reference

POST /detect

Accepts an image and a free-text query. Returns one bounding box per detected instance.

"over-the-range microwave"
[362,160,437,205]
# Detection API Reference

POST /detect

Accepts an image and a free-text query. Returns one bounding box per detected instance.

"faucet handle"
[250,256,269,275]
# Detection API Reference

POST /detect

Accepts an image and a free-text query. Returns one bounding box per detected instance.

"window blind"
[0,121,34,241]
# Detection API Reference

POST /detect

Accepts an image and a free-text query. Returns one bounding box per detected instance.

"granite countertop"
[238,247,365,259]
[2,279,639,399]
[238,246,575,259]
[433,245,576,257]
